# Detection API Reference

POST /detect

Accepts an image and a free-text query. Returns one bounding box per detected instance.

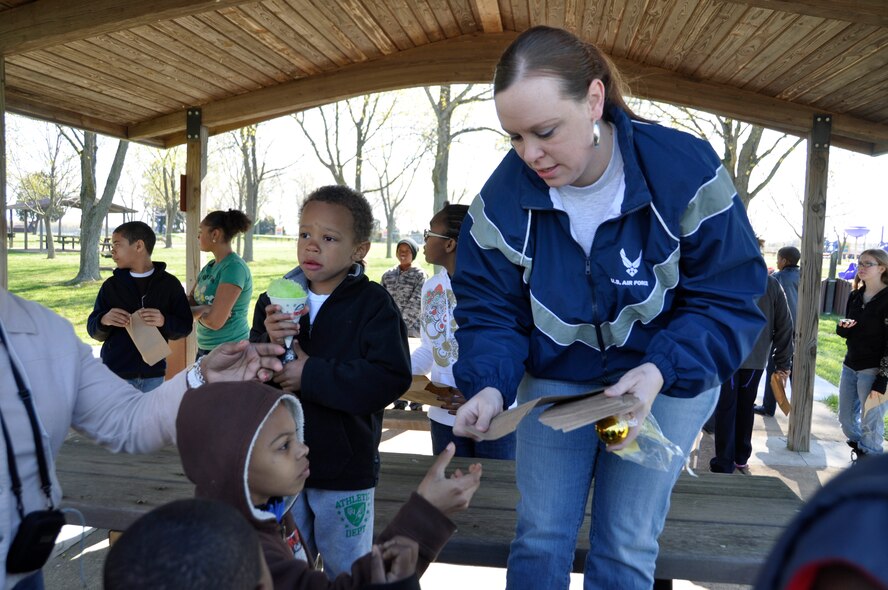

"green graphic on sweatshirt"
[336,492,371,538]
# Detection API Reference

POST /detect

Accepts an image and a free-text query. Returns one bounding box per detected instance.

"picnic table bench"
[56,435,801,586]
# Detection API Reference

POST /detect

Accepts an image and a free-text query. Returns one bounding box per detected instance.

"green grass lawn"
[6,235,432,342]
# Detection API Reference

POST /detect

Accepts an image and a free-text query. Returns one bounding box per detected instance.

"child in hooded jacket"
[250,185,412,576]
[176,380,482,590]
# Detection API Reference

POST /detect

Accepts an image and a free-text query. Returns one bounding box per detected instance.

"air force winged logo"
[620,248,642,277]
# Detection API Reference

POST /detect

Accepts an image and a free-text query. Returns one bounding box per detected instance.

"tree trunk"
[386,217,395,258]
[71,136,129,283]
[431,86,452,216]
[43,214,55,259]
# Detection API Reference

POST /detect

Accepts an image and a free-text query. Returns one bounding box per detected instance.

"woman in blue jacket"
[451,26,767,589]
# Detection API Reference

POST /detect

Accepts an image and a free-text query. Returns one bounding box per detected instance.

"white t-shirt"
[307,290,330,325]
[550,124,626,255]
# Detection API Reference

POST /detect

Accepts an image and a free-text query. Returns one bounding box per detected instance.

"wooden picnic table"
[56,435,801,585]
[55,235,81,250]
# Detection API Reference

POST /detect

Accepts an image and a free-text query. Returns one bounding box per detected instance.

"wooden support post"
[788,114,832,452]
[1,56,7,289]
[184,109,207,364]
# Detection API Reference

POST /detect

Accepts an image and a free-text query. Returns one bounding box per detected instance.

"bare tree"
[229,124,287,262]
[144,147,184,248]
[293,94,395,193]
[641,102,802,210]
[11,127,76,259]
[423,84,502,215]
[367,133,426,257]
[60,129,129,283]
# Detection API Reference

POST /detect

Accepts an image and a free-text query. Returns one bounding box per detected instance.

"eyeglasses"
[423,229,452,241]
[858,261,882,268]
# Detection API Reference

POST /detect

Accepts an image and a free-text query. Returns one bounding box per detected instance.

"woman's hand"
[263,303,301,345]
[602,362,664,451]
[202,340,285,383]
[453,387,504,439]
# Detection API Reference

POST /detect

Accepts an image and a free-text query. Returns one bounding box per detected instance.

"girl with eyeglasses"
[836,248,888,462]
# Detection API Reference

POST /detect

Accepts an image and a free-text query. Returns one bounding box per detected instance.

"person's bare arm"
[197,283,243,330]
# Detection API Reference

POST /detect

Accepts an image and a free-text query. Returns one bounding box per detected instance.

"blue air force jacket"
[452,107,767,405]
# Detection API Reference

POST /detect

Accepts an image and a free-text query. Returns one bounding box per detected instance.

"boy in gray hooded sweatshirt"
[176,381,481,589]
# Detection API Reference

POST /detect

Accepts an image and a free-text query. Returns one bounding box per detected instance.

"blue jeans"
[291,487,375,578]
[506,375,719,590]
[430,420,516,459]
[126,376,165,392]
[838,365,884,455]
[12,571,44,590]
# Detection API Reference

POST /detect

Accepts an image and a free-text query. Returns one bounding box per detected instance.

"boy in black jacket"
[250,185,411,578]
[87,221,192,392]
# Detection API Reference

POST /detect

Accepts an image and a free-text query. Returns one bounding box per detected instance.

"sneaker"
[851,448,867,464]
[753,405,774,417]
[846,439,860,451]
[735,464,751,475]
[392,400,407,410]
[409,402,423,412]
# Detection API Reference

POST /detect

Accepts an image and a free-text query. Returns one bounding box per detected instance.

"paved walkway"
[44,372,854,590]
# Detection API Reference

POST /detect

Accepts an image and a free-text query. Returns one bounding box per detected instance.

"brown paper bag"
[400,375,451,407]
[770,372,791,416]
[125,311,172,366]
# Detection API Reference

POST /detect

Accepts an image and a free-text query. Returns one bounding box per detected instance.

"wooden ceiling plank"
[62,38,206,105]
[16,52,178,113]
[216,7,326,75]
[829,70,888,114]
[579,0,609,45]
[359,0,421,49]
[115,28,247,95]
[4,90,150,144]
[726,14,825,88]
[130,32,514,142]
[544,0,567,30]
[626,0,673,62]
[611,0,648,58]
[692,5,773,81]
[0,0,254,55]
[561,0,583,34]
[636,0,695,63]
[677,2,746,74]
[424,0,463,38]
[197,11,312,78]
[270,0,368,64]
[286,0,375,59]
[599,0,628,52]
[498,0,515,31]
[151,20,279,88]
[236,4,340,70]
[526,0,546,27]
[659,0,721,70]
[508,0,529,31]
[177,14,294,83]
[776,27,887,102]
[446,0,480,35]
[470,0,504,33]
[801,49,888,107]
[405,0,448,43]
[384,0,434,44]
[717,0,888,29]
[336,0,400,54]
[6,61,156,121]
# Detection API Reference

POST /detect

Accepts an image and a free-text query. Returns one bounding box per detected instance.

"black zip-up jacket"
[250,265,411,491]
[87,262,193,379]
[837,286,888,393]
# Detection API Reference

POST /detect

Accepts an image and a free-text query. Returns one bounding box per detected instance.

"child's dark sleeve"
[300,292,411,415]
[374,493,456,577]
[160,279,193,341]
[250,291,272,343]
[87,283,113,342]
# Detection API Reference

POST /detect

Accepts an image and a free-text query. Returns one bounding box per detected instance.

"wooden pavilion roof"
[1,0,886,154]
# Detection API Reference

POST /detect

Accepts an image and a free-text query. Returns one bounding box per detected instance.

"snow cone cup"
[267,279,309,363]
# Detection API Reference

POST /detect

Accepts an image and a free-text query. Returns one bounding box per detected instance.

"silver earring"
[592,120,601,148]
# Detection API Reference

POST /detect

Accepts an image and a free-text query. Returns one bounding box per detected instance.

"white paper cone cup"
[269,296,309,321]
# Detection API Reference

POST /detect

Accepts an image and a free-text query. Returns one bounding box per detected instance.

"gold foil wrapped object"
[595,415,629,445]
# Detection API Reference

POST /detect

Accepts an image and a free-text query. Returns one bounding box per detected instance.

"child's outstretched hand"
[417,442,482,516]
[369,536,419,583]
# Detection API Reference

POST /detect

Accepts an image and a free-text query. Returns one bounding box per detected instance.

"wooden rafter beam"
[0,0,253,55]
[129,33,517,146]
[719,0,888,28]
[471,0,504,33]
[612,56,887,155]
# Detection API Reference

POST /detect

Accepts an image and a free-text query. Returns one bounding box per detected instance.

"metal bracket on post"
[811,114,832,151]
[186,108,202,142]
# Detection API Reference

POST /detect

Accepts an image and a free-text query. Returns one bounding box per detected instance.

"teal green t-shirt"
[193,253,253,350]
